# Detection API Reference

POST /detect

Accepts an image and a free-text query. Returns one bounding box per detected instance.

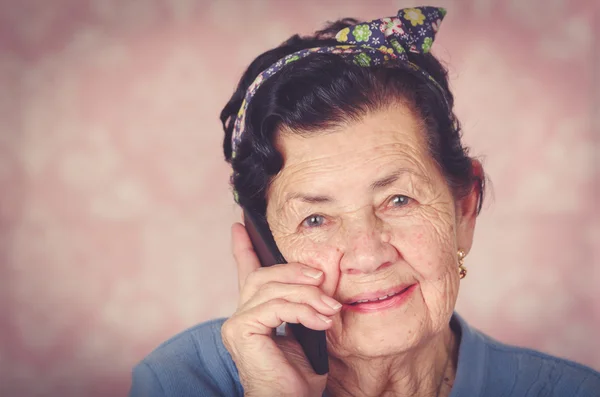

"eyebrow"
[370,170,408,191]
[284,192,333,204]
[283,168,421,206]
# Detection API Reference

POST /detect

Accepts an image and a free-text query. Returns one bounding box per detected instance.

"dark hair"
[220,19,485,216]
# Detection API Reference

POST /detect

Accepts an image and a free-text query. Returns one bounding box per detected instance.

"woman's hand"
[221,223,340,397]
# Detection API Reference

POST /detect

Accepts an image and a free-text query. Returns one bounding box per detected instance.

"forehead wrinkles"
[284,140,426,172]
[267,105,441,210]
[272,142,432,193]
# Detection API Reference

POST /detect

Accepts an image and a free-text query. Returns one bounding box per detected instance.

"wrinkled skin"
[264,101,480,396]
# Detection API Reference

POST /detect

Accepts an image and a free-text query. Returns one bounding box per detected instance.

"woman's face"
[266,102,477,358]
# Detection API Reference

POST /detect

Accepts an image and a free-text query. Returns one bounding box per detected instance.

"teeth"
[353,291,399,304]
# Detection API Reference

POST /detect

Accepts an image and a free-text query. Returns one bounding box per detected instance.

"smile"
[343,284,417,313]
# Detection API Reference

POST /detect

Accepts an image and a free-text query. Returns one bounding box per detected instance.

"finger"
[242,283,342,316]
[231,222,261,291]
[234,300,333,338]
[241,262,324,303]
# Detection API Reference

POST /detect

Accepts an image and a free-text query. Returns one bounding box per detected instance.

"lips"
[345,284,414,305]
[342,284,417,313]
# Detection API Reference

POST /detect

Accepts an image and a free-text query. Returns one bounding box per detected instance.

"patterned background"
[0,0,598,396]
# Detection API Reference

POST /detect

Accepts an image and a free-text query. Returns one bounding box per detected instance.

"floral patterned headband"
[230,6,447,202]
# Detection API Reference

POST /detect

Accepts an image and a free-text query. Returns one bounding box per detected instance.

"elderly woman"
[130,6,600,397]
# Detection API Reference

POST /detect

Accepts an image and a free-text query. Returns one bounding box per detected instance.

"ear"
[456,159,483,255]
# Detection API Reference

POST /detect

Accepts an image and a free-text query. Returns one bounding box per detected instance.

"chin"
[328,297,428,358]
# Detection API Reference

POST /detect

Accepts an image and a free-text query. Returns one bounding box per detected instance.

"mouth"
[343,284,417,313]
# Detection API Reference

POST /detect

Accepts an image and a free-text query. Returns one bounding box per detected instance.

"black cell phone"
[243,208,329,375]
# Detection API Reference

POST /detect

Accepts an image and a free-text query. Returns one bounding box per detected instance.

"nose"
[339,212,399,275]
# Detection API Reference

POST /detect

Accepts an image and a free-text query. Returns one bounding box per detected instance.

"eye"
[301,214,325,228]
[388,194,412,207]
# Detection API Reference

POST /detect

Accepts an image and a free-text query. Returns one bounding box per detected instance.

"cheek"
[391,219,456,278]
[394,222,459,321]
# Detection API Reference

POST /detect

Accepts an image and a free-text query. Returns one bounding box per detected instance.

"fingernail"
[321,295,342,310]
[316,313,332,324]
[302,268,323,279]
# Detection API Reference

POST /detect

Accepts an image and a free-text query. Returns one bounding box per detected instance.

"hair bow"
[334,6,446,62]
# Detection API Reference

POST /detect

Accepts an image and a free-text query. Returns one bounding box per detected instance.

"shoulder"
[479,324,600,397]
[129,318,243,397]
[482,335,600,396]
[452,313,600,397]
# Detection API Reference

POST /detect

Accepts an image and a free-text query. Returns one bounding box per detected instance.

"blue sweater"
[129,313,600,396]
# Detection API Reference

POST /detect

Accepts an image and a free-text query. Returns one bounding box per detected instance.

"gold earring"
[457,249,467,279]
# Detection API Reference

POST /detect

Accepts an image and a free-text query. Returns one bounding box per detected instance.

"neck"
[326,325,459,397]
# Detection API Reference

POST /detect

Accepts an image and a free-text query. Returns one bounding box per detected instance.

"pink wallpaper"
[0,1,598,396]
